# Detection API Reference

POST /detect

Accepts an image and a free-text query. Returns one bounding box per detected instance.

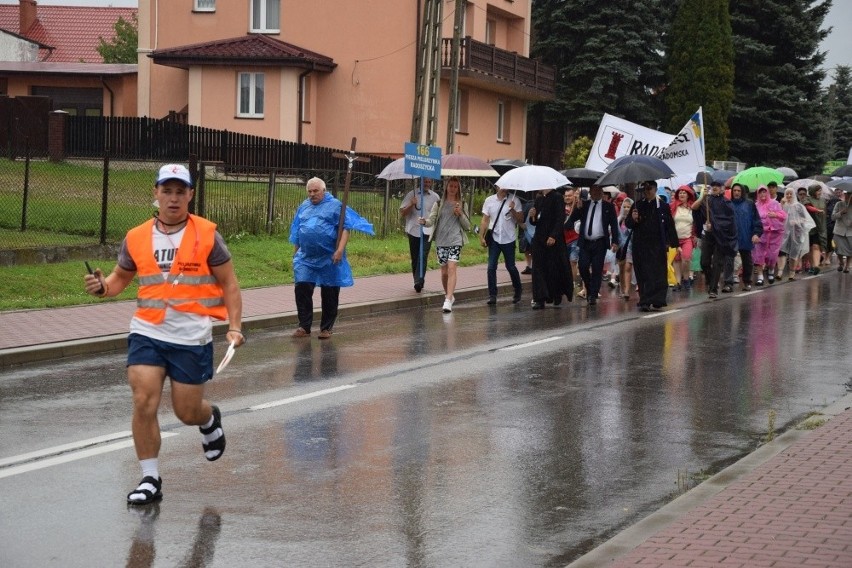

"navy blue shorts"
[127,333,213,385]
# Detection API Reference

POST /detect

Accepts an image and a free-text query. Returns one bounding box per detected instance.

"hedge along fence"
[0,156,496,257]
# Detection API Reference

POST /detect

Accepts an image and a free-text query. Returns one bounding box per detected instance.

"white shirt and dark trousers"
[567,198,620,305]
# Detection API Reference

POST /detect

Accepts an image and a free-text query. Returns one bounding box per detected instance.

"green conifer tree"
[530,0,668,138]
[665,0,733,162]
[728,0,832,174]
[827,66,852,160]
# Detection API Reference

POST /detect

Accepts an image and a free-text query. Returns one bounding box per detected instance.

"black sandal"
[200,405,226,461]
[127,476,162,505]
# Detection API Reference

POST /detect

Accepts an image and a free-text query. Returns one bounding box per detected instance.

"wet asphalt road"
[1,274,851,567]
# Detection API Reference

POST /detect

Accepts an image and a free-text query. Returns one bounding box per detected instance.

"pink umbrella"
[441,153,499,177]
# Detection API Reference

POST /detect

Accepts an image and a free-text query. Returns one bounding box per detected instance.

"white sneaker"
[442,299,452,313]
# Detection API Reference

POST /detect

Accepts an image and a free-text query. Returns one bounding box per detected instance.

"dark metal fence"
[0,151,494,264]
[64,116,395,176]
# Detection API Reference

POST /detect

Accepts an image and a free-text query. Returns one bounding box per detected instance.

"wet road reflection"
[1,275,850,566]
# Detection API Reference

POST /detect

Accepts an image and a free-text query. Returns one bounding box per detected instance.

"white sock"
[201,411,222,445]
[140,458,159,481]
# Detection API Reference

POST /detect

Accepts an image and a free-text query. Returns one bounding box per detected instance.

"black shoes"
[512,294,522,304]
[531,301,545,310]
[721,285,733,293]
[521,267,532,275]
[414,279,424,293]
[486,296,497,305]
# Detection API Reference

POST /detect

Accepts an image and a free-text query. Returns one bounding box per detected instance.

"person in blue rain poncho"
[289,177,374,339]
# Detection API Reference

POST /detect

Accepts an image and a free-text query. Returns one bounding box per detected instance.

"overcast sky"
[3,0,850,77]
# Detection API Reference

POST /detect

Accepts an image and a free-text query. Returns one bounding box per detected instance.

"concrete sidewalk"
[2,265,851,567]
[0,263,522,367]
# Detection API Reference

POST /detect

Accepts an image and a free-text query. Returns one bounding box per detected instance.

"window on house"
[497,100,510,142]
[237,72,265,117]
[251,0,280,33]
[194,0,215,12]
[485,19,496,46]
[300,75,312,122]
[454,89,468,133]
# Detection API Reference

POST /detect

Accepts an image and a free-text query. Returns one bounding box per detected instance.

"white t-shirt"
[482,193,522,244]
[121,224,230,346]
[400,189,440,237]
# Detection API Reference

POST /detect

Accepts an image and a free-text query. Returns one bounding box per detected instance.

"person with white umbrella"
[479,185,524,305]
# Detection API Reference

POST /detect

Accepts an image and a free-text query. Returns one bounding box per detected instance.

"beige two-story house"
[140,0,553,160]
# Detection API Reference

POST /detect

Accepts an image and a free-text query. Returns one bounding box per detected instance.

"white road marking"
[0,433,177,479]
[0,431,133,468]
[736,290,763,297]
[499,336,564,351]
[249,384,358,411]
[642,309,681,319]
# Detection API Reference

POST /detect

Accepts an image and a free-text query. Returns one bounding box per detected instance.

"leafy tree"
[665,0,733,162]
[562,136,593,169]
[530,0,668,141]
[97,14,138,64]
[728,0,831,175]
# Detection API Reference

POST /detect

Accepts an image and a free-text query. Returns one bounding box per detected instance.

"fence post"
[48,110,68,163]
[188,154,198,214]
[100,153,110,245]
[266,170,277,235]
[21,139,30,231]
[197,162,206,218]
[382,180,390,239]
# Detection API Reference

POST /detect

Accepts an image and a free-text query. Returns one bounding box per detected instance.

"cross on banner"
[331,137,370,246]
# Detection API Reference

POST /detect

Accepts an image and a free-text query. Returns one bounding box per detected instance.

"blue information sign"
[404,142,442,179]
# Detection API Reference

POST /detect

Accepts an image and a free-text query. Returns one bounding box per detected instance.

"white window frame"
[251,0,280,33]
[454,89,468,133]
[237,72,265,118]
[194,0,215,12]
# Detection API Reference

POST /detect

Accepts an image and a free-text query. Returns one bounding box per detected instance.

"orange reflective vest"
[126,215,227,324]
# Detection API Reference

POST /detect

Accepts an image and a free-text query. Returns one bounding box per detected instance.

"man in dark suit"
[566,185,620,306]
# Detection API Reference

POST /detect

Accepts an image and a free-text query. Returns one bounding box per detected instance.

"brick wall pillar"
[48,110,68,162]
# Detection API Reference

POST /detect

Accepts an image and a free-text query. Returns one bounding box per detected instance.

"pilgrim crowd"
[400,176,852,312]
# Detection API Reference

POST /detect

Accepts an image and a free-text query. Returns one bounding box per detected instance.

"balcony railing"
[441,37,555,101]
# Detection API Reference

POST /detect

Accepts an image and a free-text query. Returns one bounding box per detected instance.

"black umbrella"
[831,164,852,177]
[595,155,674,186]
[488,158,528,175]
[695,171,713,185]
[712,169,738,183]
[559,167,604,186]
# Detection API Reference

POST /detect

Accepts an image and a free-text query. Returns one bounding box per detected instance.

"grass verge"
[0,231,495,311]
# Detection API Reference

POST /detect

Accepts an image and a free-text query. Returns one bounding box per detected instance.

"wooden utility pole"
[411,0,442,145]
[332,137,370,246]
[446,0,465,155]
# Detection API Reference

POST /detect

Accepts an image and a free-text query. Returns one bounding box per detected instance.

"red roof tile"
[151,34,336,72]
[0,5,136,63]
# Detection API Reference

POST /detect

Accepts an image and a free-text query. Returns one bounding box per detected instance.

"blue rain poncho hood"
[289,192,374,287]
